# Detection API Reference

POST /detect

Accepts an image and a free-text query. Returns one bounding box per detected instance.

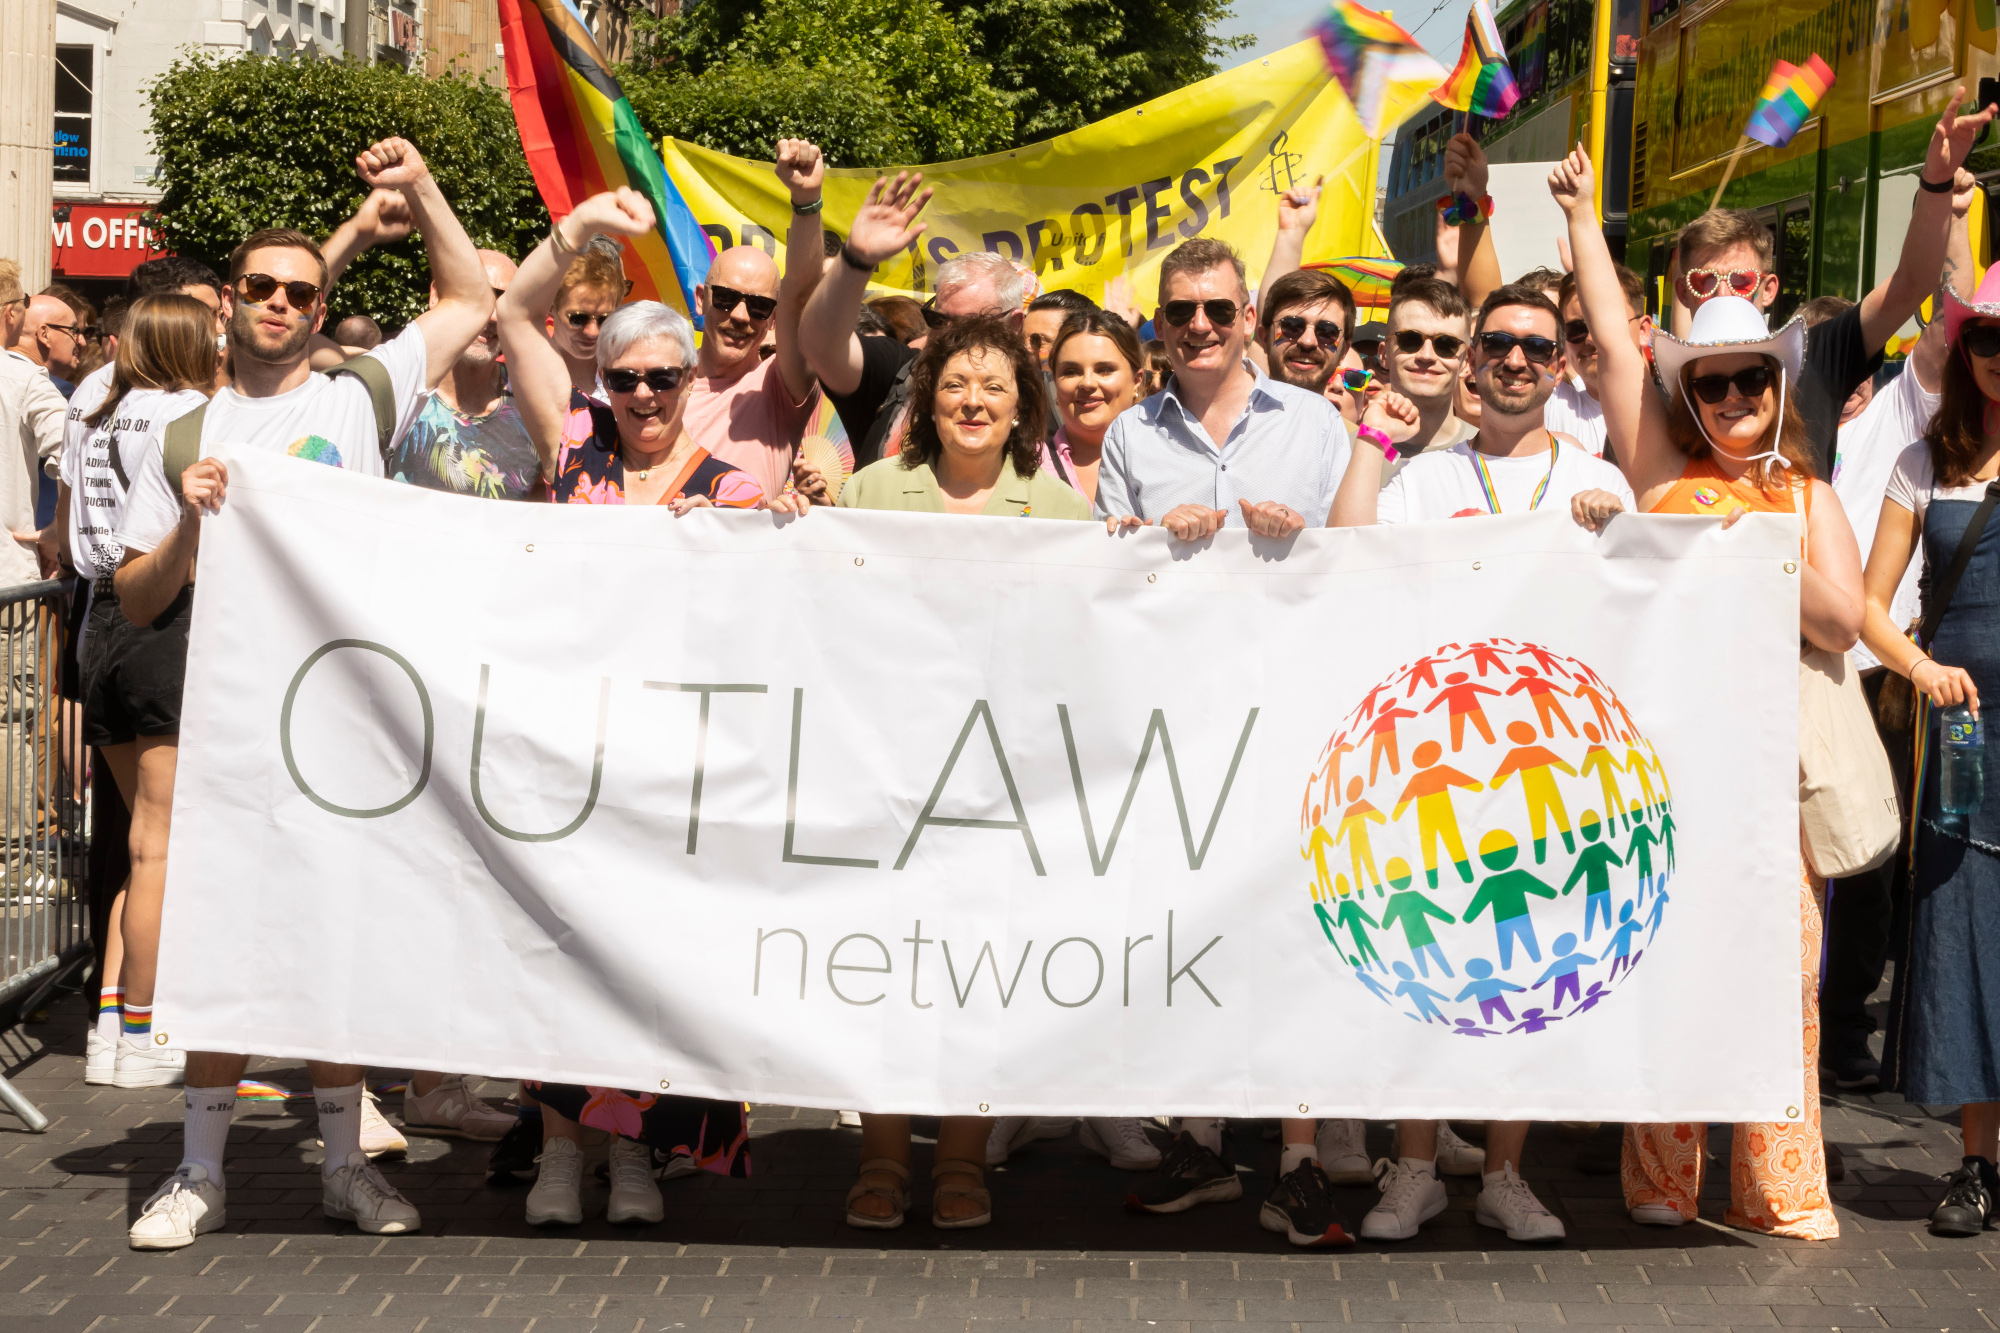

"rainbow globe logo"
[1300,638,1675,1035]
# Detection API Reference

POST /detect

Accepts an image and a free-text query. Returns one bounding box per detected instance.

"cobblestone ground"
[0,990,1992,1333]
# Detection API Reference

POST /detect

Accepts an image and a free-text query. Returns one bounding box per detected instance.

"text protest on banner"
[156,452,1806,1124]
[660,40,1409,309]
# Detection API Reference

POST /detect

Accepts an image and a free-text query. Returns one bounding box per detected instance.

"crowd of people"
[4,83,2000,1255]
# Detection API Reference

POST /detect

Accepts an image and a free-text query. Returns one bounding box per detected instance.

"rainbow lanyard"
[1470,440,1560,514]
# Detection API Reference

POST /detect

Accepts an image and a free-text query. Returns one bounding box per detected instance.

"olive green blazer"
[837,454,1092,520]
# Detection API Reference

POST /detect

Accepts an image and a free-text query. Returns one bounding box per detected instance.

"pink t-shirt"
[682,355,820,503]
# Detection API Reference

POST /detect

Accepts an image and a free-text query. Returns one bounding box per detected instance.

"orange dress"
[1624,458,1837,1240]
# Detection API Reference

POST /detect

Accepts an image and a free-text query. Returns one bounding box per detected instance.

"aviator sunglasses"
[237,273,322,308]
[1687,365,1773,404]
[602,366,688,394]
[1162,298,1241,328]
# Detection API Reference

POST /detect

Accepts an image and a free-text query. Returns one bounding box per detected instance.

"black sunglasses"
[1964,324,2000,359]
[1163,298,1240,328]
[564,309,611,330]
[708,284,777,322]
[921,300,956,331]
[1340,367,1375,391]
[1478,331,1560,365]
[1275,314,1342,346]
[1563,318,1592,344]
[603,366,688,394]
[1688,365,1772,404]
[1393,329,1465,358]
[237,272,321,309]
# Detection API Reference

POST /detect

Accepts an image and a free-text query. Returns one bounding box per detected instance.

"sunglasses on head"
[1963,324,2000,359]
[1274,314,1343,347]
[237,272,321,309]
[1683,267,1765,299]
[1393,329,1466,359]
[1339,366,1375,391]
[1478,330,1560,365]
[603,366,688,395]
[708,284,777,322]
[1687,365,1773,404]
[1162,298,1240,328]
[564,309,613,329]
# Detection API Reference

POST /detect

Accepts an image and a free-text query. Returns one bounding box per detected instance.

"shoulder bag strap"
[323,355,397,457]
[162,403,210,501]
[1917,478,2000,649]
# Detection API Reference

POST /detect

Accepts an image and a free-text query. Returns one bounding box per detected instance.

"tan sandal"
[844,1157,909,1229]
[930,1158,992,1229]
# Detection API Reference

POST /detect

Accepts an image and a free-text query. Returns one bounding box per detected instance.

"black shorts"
[81,580,191,747]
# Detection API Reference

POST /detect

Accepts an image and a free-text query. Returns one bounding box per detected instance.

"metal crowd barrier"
[0,579,90,1132]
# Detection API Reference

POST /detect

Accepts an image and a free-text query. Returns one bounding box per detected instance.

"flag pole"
[1710,136,1753,210]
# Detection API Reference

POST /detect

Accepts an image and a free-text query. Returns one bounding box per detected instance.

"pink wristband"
[1358,424,1399,461]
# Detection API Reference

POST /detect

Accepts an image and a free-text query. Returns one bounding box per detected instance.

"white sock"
[314,1081,364,1177]
[182,1085,236,1188]
[1281,1143,1318,1175]
[1182,1117,1224,1154]
[95,987,122,1041]
[1401,1156,1438,1177]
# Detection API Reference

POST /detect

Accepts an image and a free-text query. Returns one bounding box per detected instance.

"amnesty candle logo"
[1299,638,1675,1036]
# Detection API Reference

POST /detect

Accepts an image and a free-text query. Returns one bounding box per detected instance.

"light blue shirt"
[1093,361,1351,526]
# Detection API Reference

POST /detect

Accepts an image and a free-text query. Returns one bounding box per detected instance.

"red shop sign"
[51,203,167,278]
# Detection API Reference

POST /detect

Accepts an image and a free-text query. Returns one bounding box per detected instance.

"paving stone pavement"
[0,991,1993,1333]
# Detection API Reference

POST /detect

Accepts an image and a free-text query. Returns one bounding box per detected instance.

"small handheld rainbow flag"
[1432,0,1520,119]
[1312,0,1452,137]
[498,0,714,325]
[1307,256,1404,307]
[1744,55,1835,149]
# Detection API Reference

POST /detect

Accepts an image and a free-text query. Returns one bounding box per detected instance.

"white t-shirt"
[1542,378,1608,457]
[60,362,114,477]
[1379,438,1636,524]
[1835,365,1937,670]
[62,386,208,580]
[118,326,428,553]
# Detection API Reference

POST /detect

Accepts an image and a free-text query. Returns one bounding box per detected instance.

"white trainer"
[1629,1202,1687,1227]
[606,1137,663,1225]
[129,1164,226,1250]
[111,1035,184,1089]
[1080,1117,1161,1170]
[323,1151,421,1234]
[402,1075,513,1141]
[1360,1157,1447,1241]
[1475,1164,1565,1242]
[1435,1121,1486,1177]
[1314,1119,1373,1185]
[84,1028,115,1085]
[984,1116,1067,1165]
[360,1088,408,1157]
[526,1136,584,1226]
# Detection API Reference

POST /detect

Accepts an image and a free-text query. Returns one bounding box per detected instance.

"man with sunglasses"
[1670,88,1993,478]
[1379,278,1479,474]
[1257,268,1355,399]
[1548,264,1652,459]
[680,137,829,505]
[14,294,84,392]
[113,135,495,1251]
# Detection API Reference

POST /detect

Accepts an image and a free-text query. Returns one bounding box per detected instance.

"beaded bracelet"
[1357,423,1399,461]
[1437,191,1495,226]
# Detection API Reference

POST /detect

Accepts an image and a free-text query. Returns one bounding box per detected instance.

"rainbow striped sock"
[96,987,124,1040]
[121,1002,152,1038]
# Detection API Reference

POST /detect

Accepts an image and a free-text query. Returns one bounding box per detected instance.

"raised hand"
[1443,133,1488,199]
[570,187,657,239]
[1954,165,1979,218]
[1930,87,1999,179]
[1278,177,1324,234]
[355,137,431,191]
[351,188,414,246]
[1363,388,1422,443]
[847,172,933,268]
[1547,143,1594,216]
[774,138,826,203]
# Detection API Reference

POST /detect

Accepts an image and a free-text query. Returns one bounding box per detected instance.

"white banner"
[156,452,1807,1124]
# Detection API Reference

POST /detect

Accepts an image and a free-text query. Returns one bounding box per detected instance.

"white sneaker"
[984,1115,1068,1165]
[1435,1121,1486,1177]
[84,1028,115,1085]
[111,1035,184,1089]
[1314,1119,1373,1185]
[1080,1117,1161,1170]
[526,1136,584,1226]
[1475,1164,1565,1242]
[606,1137,663,1224]
[317,1088,408,1158]
[402,1075,513,1141]
[129,1164,225,1250]
[1629,1202,1687,1226]
[323,1151,421,1234]
[1360,1157,1447,1241]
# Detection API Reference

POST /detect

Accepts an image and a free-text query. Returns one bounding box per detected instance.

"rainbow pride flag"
[1307,256,1403,307]
[1432,0,1520,118]
[1312,0,1451,136]
[1744,55,1835,149]
[1516,3,1547,95]
[497,0,713,324]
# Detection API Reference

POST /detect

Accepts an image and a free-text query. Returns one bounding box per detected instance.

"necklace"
[1470,437,1560,513]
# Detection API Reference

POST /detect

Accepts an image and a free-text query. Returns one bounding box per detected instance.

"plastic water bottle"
[1940,703,1985,835]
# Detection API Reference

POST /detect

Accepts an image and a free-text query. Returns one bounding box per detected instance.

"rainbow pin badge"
[1692,485,1721,507]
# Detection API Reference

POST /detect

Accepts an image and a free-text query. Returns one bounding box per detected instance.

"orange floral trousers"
[1621,869,1837,1240]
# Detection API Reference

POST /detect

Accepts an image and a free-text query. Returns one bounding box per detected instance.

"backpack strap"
[162,403,211,501]
[324,354,397,458]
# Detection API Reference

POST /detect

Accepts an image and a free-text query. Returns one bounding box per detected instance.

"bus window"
[1770,199,1812,327]
[1647,0,1678,33]
[1612,0,1640,62]
[1647,239,1673,321]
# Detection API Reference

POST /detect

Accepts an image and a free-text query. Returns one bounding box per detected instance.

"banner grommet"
[1297,1103,1309,1114]
[660,1079,672,1089]
[1472,561,1483,570]
[1784,561,1797,574]
[854,557,865,567]
[526,543,536,553]
[154,1033,169,1046]
[1147,573,1158,583]
[978,1102,990,1112]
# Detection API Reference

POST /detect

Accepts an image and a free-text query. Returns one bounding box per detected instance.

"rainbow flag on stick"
[1432,0,1520,119]
[1312,0,1452,137]
[1744,54,1835,148]
[497,0,713,324]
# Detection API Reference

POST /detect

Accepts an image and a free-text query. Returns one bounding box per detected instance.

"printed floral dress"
[549,389,766,507]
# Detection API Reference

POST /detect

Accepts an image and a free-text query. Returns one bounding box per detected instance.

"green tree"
[147,51,548,326]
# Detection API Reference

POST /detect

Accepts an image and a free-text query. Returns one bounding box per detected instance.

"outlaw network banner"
[156,453,1807,1124]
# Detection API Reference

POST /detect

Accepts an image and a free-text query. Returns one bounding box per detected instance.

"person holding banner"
[1555,144,1863,1241]
[1042,310,1146,507]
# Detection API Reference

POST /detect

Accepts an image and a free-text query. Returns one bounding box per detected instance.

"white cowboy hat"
[1650,296,1805,409]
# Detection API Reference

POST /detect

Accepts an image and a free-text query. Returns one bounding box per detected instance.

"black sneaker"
[1930,1163,1994,1237]
[1125,1131,1243,1214]
[1259,1159,1355,1247]
[488,1116,541,1183]
[1821,1041,1881,1090]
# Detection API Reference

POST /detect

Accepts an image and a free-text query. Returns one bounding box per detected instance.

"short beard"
[1480,383,1546,419]
[1270,354,1336,394]
[230,303,313,367]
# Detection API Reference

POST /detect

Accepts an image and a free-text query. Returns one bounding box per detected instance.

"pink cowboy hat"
[1943,262,2000,343]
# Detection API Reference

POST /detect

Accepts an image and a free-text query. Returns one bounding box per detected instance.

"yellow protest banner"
[658,39,1422,308]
